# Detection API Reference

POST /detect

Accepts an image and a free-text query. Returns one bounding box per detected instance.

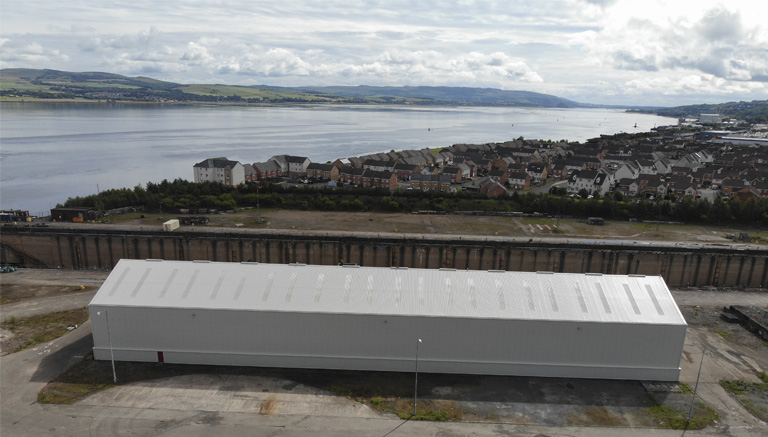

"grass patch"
[679,382,694,395]
[100,212,155,222]
[0,308,89,355]
[365,398,461,421]
[720,375,768,422]
[713,327,732,341]
[38,381,114,404]
[721,380,761,396]
[646,403,718,430]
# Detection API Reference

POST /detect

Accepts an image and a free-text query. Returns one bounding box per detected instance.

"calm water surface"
[0,102,674,214]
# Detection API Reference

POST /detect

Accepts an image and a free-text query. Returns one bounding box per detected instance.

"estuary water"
[0,102,674,215]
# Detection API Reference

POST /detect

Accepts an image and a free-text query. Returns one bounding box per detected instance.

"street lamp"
[687,348,707,425]
[97,310,117,383]
[257,185,261,224]
[414,338,422,415]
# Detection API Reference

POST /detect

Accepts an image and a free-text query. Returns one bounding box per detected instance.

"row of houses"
[194,124,768,200]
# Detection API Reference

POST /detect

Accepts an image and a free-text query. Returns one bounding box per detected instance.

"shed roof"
[91,259,685,326]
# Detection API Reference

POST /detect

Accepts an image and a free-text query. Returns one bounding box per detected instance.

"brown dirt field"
[102,209,766,244]
[0,270,106,305]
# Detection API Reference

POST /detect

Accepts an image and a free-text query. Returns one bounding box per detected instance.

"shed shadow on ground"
[46,357,660,409]
[29,330,94,383]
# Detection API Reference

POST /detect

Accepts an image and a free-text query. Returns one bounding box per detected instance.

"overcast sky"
[1,0,766,106]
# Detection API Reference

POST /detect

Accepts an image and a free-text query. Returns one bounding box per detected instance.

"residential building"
[193,157,245,186]
[507,172,531,190]
[271,155,311,175]
[252,160,282,180]
[306,163,340,181]
[567,170,611,196]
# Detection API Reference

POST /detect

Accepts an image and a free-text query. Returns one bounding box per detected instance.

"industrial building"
[89,259,687,381]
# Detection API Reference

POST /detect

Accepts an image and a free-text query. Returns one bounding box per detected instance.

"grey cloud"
[612,50,659,72]
[582,0,618,7]
[694,7,743,43]
[375,30,407,40]
[597,5,766,84]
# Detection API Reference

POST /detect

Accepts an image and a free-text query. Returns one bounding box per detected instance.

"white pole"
[414,338,422,415]
[103,310,117,384]
[687,348,706,425]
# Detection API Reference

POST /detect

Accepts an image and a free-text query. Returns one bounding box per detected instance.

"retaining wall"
[1,226,766,288]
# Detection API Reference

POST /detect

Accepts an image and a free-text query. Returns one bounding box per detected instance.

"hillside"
[287,85,584,107]
[629,100,768,124]
[1,68,585,107]
[0,68,340,103]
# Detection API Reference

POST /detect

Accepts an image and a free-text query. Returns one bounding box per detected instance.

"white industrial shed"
[89,259,687,381]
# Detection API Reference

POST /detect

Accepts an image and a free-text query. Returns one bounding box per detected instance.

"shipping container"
[162,219,180,232]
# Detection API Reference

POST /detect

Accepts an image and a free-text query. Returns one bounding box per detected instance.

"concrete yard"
[2,268,768,436]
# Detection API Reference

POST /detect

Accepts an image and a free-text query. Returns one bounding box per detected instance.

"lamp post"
[97,310,117,383]
[414,338,422,415]
[257,185,261,224]
[687,348,706,425]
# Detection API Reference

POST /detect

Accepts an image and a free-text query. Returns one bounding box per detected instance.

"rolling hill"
[1,68,587,107]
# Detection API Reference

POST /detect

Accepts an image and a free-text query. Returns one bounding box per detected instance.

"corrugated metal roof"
[90,259,686,325]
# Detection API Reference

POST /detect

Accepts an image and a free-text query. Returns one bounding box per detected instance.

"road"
[527,179,567,194]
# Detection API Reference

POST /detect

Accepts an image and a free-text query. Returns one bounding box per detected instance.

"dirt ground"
[680,305,768,425]
[0,270,104,305]
[0,270,107,354]
[98,209,767,244]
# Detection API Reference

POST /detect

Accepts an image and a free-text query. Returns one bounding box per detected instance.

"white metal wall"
[90,305,685,381]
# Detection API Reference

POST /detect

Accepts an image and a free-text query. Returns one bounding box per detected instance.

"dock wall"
[1,226,766,288]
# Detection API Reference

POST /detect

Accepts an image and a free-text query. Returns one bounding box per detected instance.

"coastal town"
[193,114,768,203]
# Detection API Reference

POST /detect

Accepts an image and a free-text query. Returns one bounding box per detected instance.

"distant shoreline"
[0,97,344,108]
[0,98,642,113]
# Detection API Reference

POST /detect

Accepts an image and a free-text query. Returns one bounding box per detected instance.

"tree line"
[58,178,768,227]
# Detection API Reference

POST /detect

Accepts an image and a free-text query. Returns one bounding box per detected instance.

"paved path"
[1,290,96,321]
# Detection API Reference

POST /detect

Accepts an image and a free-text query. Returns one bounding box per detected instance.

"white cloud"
[0,0,766,105]
[0,39,70,64]
[181,42,214,65]
[576,1,768,82]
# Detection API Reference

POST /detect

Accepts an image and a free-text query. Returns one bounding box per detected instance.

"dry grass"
[1,308,89,355]
[259,395,278,415]
[565,407,629,426]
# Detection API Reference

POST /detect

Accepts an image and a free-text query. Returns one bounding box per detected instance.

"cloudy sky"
[1,0,766,106]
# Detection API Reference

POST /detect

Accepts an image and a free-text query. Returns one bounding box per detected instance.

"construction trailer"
[162,219,180,232]
[90,259,687,381]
